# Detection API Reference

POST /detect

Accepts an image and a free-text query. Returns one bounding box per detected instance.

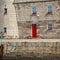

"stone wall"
[0,0,4,31]
[14,1,60,39]
[14,1,60,21]
[2,42,60,55]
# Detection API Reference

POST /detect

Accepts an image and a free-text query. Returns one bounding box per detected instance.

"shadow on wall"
[0,44,4,59]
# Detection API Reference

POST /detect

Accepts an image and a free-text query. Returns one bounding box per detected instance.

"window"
[48,24,52,30]
[17,4,20,10]
[32,7,37,13]
[46,5,53,16]
[4,27,7,33]
[48,5,52,13]
[4,8,7,14]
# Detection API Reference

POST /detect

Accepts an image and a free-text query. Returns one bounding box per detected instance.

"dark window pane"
[4,8,7,14]
[48,24,52,30]
[4,27,7,33]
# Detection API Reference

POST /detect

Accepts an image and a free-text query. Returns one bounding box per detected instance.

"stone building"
[14,0,60,39]
[0,0,60,39]
[0,0,19,38]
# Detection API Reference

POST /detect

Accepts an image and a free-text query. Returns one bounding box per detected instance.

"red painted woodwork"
[32,24,37,38]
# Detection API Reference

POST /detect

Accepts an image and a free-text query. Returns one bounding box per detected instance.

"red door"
[32,24,37,38]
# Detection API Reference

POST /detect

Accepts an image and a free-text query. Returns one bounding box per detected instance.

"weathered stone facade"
[14,0,60,39]
[0,0,19,38]
[14,0,60,21]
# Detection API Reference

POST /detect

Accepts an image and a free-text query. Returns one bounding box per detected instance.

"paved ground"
[0,53,60,60]
[0,55,60,60]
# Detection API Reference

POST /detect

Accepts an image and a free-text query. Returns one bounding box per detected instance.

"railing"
[0,39,60,55]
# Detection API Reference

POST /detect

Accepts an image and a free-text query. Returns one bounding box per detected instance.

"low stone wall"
[0,39,60,56]
[1,42,60,55]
